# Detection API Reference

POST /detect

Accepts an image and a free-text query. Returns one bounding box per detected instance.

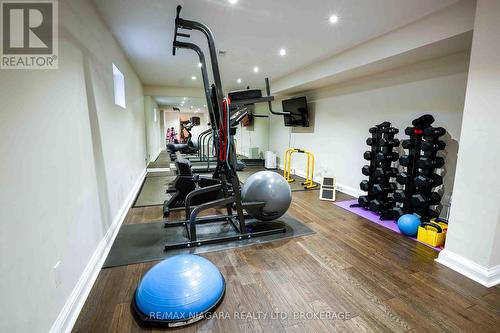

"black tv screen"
[282,97,309,127]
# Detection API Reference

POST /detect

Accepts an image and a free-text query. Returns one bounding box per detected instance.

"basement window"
[112,63,126,108]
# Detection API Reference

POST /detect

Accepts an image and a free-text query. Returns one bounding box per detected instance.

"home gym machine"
[163,5,292,249]
[166,117,199,156]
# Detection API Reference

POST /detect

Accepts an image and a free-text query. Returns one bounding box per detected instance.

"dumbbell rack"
[352,122,399,220]
[392,115,446,221]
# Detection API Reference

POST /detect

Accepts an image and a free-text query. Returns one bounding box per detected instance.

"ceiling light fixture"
[253,66,259,73]
[197,62,202,68]
[279,48,287,56]
[228,0,238,4]
[329,14,339,24]
[191,76,197,80]
[237,78,242,84]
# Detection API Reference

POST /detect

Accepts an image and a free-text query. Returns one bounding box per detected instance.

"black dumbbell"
[362,165,372,176]
[423,127,446,137]
[421,140,446,151]
[414,208,440,220]
[363,151,373,160]
[401,139,416,149]
[375,152,399,162]
[360,180,370,191]
[399,155,414,166]
[370,199,395,212]
[373,183,397,194]
[366,138,377,146]
[380,127,399,134]
[358,195,370,207]
[414,174,443,188]
[412,114,435,128]
[427,208,440,219]
[380,138,400,147]
[390,206,405,219]
[369,127,378,134]
[416,156,445,169]
[411,192,442,207]
[393,189,407,202]
[374,167,398,178]
[396,172,411,184]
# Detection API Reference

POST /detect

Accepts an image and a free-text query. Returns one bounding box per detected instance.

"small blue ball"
[397,214,421,237]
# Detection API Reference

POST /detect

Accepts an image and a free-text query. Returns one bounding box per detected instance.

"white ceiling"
[95,0,459,91]
[155,96,208,113]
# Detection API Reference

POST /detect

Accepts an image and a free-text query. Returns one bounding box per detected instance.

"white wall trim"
[49,168,147,333]
[335,183,362,198]
[151,148,162,163]
[436,249,500,288]
[237,150,249,157]
[279,164,362,198]
[147,167,170,173]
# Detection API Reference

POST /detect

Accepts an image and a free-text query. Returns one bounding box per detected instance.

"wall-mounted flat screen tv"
[282,96,309,127]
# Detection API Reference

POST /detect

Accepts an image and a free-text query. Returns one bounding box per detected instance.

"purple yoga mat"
[335,199,442,251]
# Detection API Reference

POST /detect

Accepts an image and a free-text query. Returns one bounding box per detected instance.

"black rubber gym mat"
[103,214,314,268]
[133,174,176,207]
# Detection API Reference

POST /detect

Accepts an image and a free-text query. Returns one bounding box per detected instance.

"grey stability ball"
[241,171,292,221]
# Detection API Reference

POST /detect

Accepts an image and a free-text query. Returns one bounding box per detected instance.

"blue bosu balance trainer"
[133,254,225,327]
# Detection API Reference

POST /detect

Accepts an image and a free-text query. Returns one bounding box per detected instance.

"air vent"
[218,50,227,57]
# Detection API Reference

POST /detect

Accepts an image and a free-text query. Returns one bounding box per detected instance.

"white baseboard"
[436,249,500,288]
[49,168,147,333]
[335,183,362,198]
[151,148,162,162]
[279,164,362,198]
[146,167,170,173]
[237,150,249,157]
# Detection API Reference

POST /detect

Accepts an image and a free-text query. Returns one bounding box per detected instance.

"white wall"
[437,0,500,286]
[0,1,146,332]
[268,52,469,204]
[144,96,162,162]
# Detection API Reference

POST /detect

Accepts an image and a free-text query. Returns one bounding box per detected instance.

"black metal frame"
[167,5,286,250]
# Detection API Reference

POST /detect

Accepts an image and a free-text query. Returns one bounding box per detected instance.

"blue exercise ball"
[133,254,225,326]
[241,171,292,221]
[397,214,421,237]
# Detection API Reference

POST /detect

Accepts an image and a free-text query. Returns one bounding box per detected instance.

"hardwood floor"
[73,190,500,333]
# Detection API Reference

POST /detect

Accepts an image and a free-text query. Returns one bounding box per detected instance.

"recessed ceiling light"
[191,76,197,80]
[197,62,202,68]
[253,67,259,73]
[183,97,186,100]
[228,0,238,4]
[237,78,242,84]
[203,104,207,107]
[329,14,339,24]
[279,48,286,56]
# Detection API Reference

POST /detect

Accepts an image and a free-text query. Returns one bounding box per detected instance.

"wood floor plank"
[72,188,500,333]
